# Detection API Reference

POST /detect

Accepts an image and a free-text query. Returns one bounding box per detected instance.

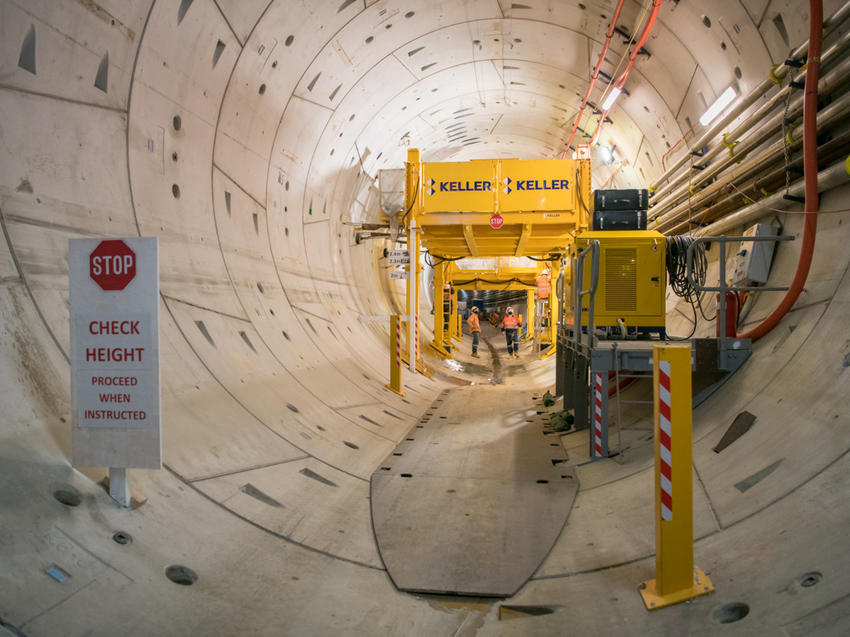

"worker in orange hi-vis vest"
[500,307,522,358]
[466,307,481,358]
[536,270,551,300]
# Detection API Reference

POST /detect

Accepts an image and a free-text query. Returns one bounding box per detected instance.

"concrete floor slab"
[371,387,577,596]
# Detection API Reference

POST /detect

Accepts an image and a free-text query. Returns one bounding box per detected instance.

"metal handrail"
[573,240,600,351]
[686,234,794,369]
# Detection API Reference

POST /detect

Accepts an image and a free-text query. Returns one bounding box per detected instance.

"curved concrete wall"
[1,1,848,635]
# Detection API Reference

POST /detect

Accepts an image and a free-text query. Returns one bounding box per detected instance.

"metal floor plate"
[370,387,578,597]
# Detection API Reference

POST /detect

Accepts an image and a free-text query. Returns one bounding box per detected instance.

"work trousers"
[504,328,519,353]
[471,331,480,354]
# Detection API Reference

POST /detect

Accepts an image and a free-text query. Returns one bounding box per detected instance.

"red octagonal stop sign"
[90,240,136,291]
[489,213,504,230]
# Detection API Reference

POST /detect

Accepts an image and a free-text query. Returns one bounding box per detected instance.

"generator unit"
[573,230,666,334]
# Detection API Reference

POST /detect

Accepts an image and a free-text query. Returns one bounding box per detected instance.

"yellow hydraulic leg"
[539,261,559,360]
[386,314,404,396]
[640,344,714,610]
[522,289,534,343]
[430,262,450,358]
[450,290,461,344]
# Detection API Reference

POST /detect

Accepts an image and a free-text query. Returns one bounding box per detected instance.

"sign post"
[69,238,160,507]
[639,344,714,609]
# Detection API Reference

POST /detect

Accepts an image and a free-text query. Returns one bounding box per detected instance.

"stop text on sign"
[92,254,134,276]
[89,239,137,291]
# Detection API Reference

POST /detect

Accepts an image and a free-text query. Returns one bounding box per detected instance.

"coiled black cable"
[666,236,710,339]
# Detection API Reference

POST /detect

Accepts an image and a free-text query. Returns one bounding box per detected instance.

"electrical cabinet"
[731,223,775,285]
[574,231,667,330]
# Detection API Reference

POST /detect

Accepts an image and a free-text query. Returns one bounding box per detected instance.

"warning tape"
[396,318,402,367]
[658,360,673,521]
[593,373,604,457]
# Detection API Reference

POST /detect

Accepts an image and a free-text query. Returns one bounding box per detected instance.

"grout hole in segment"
[400,473,412,478]
[165,564,197,585]
[712,603,749,624]
[112,531,132,545]
[53,486,81,507]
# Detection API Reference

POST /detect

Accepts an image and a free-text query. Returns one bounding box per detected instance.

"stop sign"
[89,240,136,291]
[489,214,504,230]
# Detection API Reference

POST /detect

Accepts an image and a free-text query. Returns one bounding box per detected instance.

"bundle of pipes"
[648,24,850,233]
[650,0,841,343]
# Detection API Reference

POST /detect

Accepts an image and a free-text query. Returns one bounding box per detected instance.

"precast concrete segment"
[371,387,578,596]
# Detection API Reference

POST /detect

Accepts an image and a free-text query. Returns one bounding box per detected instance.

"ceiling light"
[600,145,614,164]
[601,87,621,111]
[699,86,737,126]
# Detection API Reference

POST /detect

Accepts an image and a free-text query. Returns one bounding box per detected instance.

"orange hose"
[562,0,627,156]
[590,0,663,145]
[738,0,822,342]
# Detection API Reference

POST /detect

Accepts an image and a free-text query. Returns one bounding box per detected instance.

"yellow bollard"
[386,314,404,396]
[639,344,714,610]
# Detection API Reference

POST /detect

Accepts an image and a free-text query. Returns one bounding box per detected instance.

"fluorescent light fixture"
[699,86,738,126]
[601,87,621,111]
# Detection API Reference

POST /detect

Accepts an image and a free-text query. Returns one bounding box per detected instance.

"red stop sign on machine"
[89,240,137,291]
[489,214,504,229]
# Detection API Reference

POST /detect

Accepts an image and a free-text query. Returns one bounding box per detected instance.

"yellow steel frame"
[400,147,589,368]
[405,149,591,258]
[428,261,560,359]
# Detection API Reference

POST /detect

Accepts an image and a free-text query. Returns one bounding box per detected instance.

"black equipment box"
[592,209,648,231]
[593,188,649,211]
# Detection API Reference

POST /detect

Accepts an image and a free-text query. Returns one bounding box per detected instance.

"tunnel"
[1,0,849,635]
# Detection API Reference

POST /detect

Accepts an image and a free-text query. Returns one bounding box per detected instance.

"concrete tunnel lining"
[1,0,849,634]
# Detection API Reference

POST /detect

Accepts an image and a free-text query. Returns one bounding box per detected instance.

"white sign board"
[388,249,409,258]
[389,270,410,279]
[388,255,410,266]
[69,237,161,469]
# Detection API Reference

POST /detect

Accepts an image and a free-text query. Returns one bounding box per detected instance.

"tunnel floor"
[371,384,577,597]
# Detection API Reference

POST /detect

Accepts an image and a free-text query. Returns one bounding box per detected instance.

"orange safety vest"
[501,315,520,329]
[466,313,481,333]
[536,273,551,299]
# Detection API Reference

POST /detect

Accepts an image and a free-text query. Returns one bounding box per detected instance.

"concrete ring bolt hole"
[112,531,132,545]
[798,571,822,588]
[712,602,749,624]
[53,485,82,507]
[172,115,181,131]
[165,565,198,586]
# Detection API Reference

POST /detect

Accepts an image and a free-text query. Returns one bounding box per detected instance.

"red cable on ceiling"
[589,0,663,146]
[561,0,627,158]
